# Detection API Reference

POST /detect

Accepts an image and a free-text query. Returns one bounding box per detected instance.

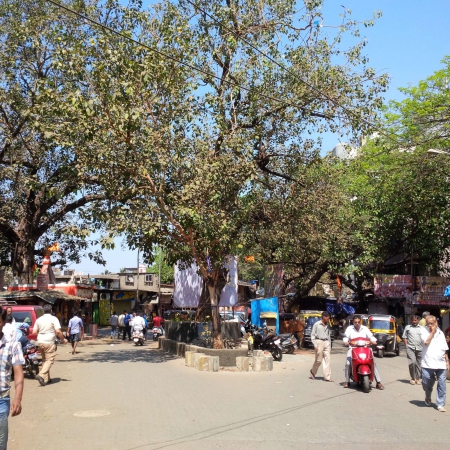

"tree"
[386,56,450,153]
[341,137,450,279]
[81,0,389,347]
[242,155,368,308]
[147,246,174,284]
[0,0,121,282]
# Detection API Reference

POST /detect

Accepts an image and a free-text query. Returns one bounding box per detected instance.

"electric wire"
[45,0,335,121]
[182,0,399,144]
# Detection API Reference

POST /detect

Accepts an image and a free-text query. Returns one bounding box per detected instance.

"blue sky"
[70,0,450,274]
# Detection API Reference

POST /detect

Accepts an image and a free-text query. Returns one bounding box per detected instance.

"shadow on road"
[58,348,178,364]
[409,400,429,408]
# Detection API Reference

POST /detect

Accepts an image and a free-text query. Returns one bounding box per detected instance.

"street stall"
[250,297,279,334]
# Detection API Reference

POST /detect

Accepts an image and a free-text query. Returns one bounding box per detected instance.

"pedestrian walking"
[2,316,16,343]
[403,315,423,384]
[0,308,24,450]
[419,311,430,327]
[124,311,132,341]
[32,304,67,387]
[309,311,333,382]
[118,311,126,340]
[67,311,84,355]
[110,311,119,339]
[420,315,449,412]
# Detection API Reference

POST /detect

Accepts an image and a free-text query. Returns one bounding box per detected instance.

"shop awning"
[0,289,87,304]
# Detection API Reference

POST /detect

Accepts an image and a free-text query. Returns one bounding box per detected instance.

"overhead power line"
[45,0,334,121]
[182,0,399,144]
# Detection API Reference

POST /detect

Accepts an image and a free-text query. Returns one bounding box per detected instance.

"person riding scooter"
[343,315,385,390]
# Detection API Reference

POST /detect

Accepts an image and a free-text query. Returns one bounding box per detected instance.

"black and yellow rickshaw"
[368,314,399,358]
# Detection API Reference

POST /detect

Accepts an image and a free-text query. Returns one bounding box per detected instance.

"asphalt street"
[8,339,449,450]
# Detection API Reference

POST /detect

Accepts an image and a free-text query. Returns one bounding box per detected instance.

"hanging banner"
[374,275,413,299]
[418,276,450,306]
[219,256,238,307]
[173,261,203,308]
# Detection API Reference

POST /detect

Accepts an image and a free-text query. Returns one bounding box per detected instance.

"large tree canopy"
[76,0,389,345]
[0,0,120,281]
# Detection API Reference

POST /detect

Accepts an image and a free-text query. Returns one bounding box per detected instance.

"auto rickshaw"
[298,310,334,348]
[368,314,399,358]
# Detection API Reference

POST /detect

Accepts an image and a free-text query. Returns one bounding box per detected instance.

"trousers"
[311,340,331,380]
[38,343,57,383]
[0,398,10,450]
[406,347,422,380]
[422,367,447,408]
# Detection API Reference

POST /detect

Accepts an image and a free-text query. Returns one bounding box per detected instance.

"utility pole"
[158,246,162,315]
[136,247,140,312]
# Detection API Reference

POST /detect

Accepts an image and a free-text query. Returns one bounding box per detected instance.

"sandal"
[324,379,334,382]
[343,382,349,388]
[376,382,385,390]
[309,370,316,380]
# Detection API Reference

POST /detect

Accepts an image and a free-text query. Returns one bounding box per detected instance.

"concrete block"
[265,356,274,371]
[208,356,219,372]
[194,352,206,370]
[252,356,268,372]
[253,350,264,357]
[177,342,186,357]
[236,356,249,372]
[158,336,165,349]
[185,351,196,367]
[197,355,211,371]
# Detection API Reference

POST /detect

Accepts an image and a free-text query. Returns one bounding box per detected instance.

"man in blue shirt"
[67,311,84,355]
[124,312,132,341]
[14,322,30,349]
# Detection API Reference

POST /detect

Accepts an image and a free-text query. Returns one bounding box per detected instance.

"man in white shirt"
[32,304,67,386]
[131,313,145,333]
[420,315,449,412]
[343,315,384,390]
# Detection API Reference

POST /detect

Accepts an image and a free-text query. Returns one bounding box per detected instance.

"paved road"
[8,340,449,450]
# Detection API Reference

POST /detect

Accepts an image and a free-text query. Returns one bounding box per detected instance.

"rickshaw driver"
[343,315,385,390]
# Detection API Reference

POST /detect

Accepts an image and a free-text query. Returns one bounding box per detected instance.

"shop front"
[374,274,450,327]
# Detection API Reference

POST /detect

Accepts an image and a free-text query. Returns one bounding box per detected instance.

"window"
[11,312,32,324]
[125,275,134,286]
[145,274,154,286]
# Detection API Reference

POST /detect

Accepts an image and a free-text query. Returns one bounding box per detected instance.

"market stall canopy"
[0,289,87,304]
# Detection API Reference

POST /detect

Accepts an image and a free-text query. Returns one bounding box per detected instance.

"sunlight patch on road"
[74,410,111,418]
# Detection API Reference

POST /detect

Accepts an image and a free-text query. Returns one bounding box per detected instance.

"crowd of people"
[113,311,164,341]
[309,311,449,412]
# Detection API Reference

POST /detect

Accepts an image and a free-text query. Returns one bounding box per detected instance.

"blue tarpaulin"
[251,297,279,334]
[326,300,355,316]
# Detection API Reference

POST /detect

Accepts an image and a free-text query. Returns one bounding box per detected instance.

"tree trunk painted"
[207,282,224,349]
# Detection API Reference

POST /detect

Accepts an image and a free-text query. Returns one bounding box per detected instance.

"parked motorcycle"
[278,333,298,354]
[347,337,374,393]
[152,326,163,341]
[249,327,283,361]
[22,342,40,379]
[132,330,145,346]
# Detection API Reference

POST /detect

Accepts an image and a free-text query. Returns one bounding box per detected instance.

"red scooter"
[349,337,374,393]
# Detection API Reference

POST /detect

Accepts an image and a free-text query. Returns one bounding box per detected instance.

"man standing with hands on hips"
[309,311,333,382]
[420,315,449,411]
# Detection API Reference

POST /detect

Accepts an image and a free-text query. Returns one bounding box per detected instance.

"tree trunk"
[12,241,35,284]
[207,282,224,349]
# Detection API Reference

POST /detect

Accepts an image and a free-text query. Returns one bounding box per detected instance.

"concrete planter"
[164,320,240,343]
[160,337,247,366]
